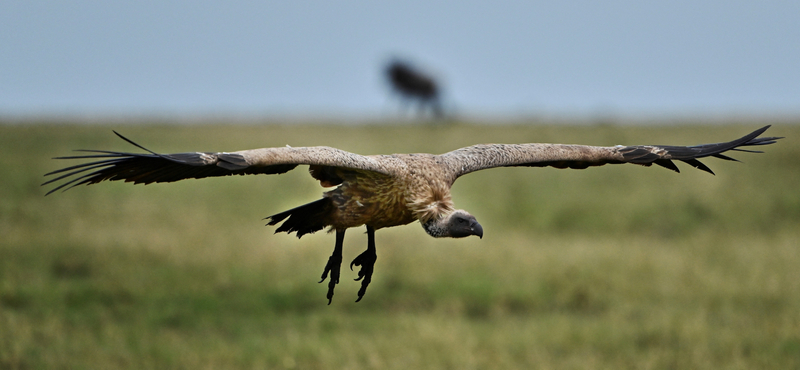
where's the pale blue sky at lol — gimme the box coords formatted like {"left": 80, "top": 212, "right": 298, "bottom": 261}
{"left": 2, "top": 0, "right": 798, "bottom": 118}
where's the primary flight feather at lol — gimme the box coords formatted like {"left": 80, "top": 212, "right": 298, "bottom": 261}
{"left": 44, "top": 126, "right": 781, "bottom": 303}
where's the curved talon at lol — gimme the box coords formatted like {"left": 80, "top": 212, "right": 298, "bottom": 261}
{"left": 319, "top": 254, "right": 342, "bottom": 283}
{"left": 350, "top": 253, "right": 373, "bottom": 279}
{"left": 350, "top": 248, "right": 376, "bottom": 302}
{"left": 325, "top": 282, "right": 335, "bottom": 305}
{"left": 318, "top": 254, "right": 342, "bottom": 305}
{"left": 355, "top": 273, "right": 372, "bottom": 302}
{"left": 320, "top": 229, "right": 345, "bottom": 305}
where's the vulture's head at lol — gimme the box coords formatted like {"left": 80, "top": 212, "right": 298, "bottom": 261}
{"left": 423, "top": 209, "right": 483, "bottom": 239}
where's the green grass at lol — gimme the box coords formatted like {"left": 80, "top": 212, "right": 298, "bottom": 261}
{"left": 1, "top": 120, "right": 799, "bottom": 369}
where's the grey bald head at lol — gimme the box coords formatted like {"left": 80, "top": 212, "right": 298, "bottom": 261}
{"left": 422, "top": 209, "right": 483, "bottom": 239}
{"left": 447, "top": 210, "right": 483, "bottom": 238}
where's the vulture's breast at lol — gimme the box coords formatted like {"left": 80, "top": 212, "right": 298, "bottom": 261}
{"left": 325, "top": 170, "right": 416, "bottom": 230}
{"left": 323, "top": 153, "right": 451, "bottom": 230}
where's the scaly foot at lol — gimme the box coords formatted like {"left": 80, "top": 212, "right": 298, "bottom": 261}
{"left": 319, "top": 229, "right": 345, "bottom": 304}
{"left": 350, "top": 248, "right": 376, "bottom": 302}
{"left": 318, "top": 253, "right": 342, "bottom": 304}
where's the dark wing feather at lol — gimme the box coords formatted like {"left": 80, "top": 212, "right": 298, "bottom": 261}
{"left": 441, "top": 126, "right": 781, "bottom": 179}
{"left": 618, "top": 125, "right": 782, "bottom": 174}
{"left": 43, "top": 131, "right": 392, "bottom": 195}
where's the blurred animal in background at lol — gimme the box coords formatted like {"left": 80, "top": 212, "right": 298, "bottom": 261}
{"left": 386, "top": 59, "right": 444, "bottom": 119}
{"left": 44, "top": 127, "right": 780, "bottom": 304}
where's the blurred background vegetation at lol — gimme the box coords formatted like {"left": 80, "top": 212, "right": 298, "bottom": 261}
{"left": 1, "top": 121, "right": 798, "bottom": 369}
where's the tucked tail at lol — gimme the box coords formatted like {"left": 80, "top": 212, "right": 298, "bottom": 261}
{"left": 265, "top": 198, "right": 335, "bottom": 238}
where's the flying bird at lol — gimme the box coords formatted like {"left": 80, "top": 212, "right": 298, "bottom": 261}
{"left": 43, "top": 126, "right": 781, "bottom": 303}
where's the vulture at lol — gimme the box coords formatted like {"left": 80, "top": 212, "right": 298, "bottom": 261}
{"left": 43, "top": 126, "right": 781, "bottom": 303}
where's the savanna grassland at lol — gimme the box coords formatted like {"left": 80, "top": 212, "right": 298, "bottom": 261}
{"left": 1, "top": 121, "right": 798, "bottom": 369}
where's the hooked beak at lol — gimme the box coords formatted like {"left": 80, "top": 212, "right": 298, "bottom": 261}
{"left": 471, "top": 221, "right": 483, "bottom": 239}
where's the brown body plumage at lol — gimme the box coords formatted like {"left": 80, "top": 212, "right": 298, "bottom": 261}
{"left": 43, "top": 126, "right": 781, "bottom": 303}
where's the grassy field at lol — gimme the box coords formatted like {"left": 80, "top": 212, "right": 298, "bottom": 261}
{"left": 1, "top": 121, "right": 798, "bottom": 369}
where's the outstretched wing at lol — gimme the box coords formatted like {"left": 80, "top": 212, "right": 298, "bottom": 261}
{"left": 43, "top": 131, "right": 393, "bottom": 195}
{"left": 440, "top": 126, "right": 781, "bottom": 179}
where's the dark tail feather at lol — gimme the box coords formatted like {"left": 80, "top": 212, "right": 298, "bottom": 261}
{"left": 265, "top": 198, "right": 334, "bottom": 238}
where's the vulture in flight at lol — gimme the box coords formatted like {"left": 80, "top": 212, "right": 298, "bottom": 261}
{"left": 43, "top": 126, "right": 780, "bottom": 303}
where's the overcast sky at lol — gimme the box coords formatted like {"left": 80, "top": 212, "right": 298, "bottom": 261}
{"left": 2, "top": 1, "right": 798, "bottom": 119}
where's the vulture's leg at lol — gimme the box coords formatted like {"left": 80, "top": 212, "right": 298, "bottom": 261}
{"left": 319, "top": 229, "right": 345, "bottom": 305}
{"left": 350, "top": 226, "right": 377, "bottom": 302}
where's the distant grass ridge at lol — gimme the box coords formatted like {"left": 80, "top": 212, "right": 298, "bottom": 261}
{"left": 1, "top": 122, "right": 798, "bottom": 369}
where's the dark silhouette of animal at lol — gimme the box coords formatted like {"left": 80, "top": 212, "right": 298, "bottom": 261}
{"left": 43, "top": 126, "right": 780, "bottom": 303}
{"left": 386, "top": 60, "right": 443, "bottom": 118}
